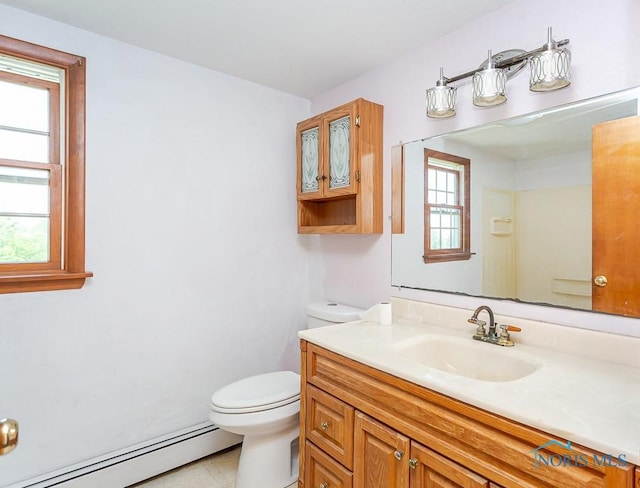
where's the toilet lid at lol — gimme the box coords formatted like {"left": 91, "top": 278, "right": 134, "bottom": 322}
{"left": 210, "top": 371, "right": 300, "bottom": 414}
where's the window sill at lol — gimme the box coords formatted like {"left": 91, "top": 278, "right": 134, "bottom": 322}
{"left": 423, "top": 252, "right": 473, "bottom": 264}
{"left": 0, "top": 271, "right": 93, "bottom": 294}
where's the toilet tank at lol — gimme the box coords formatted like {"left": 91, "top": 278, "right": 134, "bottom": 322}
{"left": 307, "top": 302, "right": 365, "bottom": 329}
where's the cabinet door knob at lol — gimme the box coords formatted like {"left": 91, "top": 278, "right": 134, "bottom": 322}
{"left": 319, "top": 482, "right": 328, "bottom": 488}
{"left": 394, "top": 450, "right": 404, "bottom": 460}
{"left": 594, "top": 275, "right": 608, "bottom": 287}
{"left": 320, "top": 421, "right": 329, "bottom": 430}
{"left": 408, "top": 458, "right": 418, "bottom": 469}
{"left": 0, "top": 418, "right": 19, "bottom": 456}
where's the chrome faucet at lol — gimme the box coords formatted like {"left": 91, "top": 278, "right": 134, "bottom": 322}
{"left": 468, "top": 305, "right": 521, "bottom": 347}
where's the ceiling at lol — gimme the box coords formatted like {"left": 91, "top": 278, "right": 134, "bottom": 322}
{"left": 442, "top": 89, "right": 640, "bottom": 160}
{"left": 0, "top": 0, "right": 518, "bottom": 98}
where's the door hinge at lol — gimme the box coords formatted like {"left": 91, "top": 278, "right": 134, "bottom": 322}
{"left": 355, "top": 115, "right": 361, "bottom": 127}
{"left": 355, "top": 170, "right": 361, "bottom": 182}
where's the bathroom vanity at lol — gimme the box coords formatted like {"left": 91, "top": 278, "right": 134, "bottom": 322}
{"left": 297, "top": 299, "right": 640, "bottom": 488}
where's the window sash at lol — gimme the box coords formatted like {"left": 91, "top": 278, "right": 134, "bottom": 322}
{"left": 427, "top": 204, "right": 463, "bottom": 252}
{"left": 0, "top": 160, "right": 61, "bottom": 271}
{"left": 427, "top": 165, "right": 460, "bottom": 206}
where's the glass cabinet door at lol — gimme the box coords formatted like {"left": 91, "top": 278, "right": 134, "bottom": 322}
{"left": 324, "top": 104, "right": 358, "bottom": 197}
{"left": 297, "top": 116, "right": 323, "bottom": 200}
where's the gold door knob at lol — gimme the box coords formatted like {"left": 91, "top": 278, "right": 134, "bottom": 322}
{"left": 319, "top": 482, "right": 328, "bottom": 488}
{"left": 594, "top": 275, "right": 608, "bottom": 287}
{"left": 408, "top": 458, "right": 418, "bottom": 469}
{"left": 320, "top": 421, "right": 329, "bottom": 430}
{"left": 0, "top": 418, "right": 18, "bottom": 456}
{"left": 394, "top": 450, "right": 404, "bottom": 460}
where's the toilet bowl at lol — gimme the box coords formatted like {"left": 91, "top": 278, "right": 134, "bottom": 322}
{"left": 209, "top": 302, "right": 365, "bottom": 488}
{"left": 210, "top": 371, "right": 300, "bottom": 488}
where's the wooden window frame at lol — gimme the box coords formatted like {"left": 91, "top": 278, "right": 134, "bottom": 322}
{"left": 423, "top": 148, "right": 471, "bottom": 264}
{"left": 0, "top": 35, "right": 92, "bottom": 293}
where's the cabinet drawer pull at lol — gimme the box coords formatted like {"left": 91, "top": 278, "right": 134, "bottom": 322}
{"left": 319, "top": 482, "right": 328, "bottom": 488}
{"left": 394, "top": 450, "right": 404, "bottom": 460}
{"left": 408, "top": 458, "right": 418, "bottom": 469}
{"left": 320, "top": 421, "right": 329, "bottom": 430}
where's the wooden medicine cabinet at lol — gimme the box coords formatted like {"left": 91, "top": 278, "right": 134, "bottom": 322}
{"left": 296, "top": 98, "right": 383, "bottom": 234}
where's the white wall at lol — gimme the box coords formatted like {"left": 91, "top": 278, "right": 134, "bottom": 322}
{"left": 515, "top": 150, "right": 592, "bottom": 191}
{"left": 0, "top": 5, "right": 310, "bottom": 486}
{"left": 307, "top": 0, "right": 640, "bottom": 336}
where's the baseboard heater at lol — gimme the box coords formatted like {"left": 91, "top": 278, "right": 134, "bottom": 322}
{"left": 8, "top": 422, "right": 242, "bottom": 488}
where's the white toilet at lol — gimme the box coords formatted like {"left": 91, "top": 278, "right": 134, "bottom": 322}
{"left": 209, "top": 302, "right": 364, "bottom": 488}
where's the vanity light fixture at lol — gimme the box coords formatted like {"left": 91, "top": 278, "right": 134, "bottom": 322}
{"left": 426, "top": 27, "right": 571, "bottom": 119}
{"left": 426, "top": 67, "right": 457, "bottom": 118}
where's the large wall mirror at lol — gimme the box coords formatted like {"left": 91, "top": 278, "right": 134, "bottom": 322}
{"left": 392, "top": 86, "right": 640, "bottom": 318}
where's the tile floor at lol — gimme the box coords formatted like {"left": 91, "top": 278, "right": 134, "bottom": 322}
{"left": 129, "top": 445, "right": 297, "bottom": 488}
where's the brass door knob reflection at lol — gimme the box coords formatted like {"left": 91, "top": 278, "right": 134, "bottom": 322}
{"left": 0, "top": 418, "right": 18, "bottom": 456}
{"left": 594, "top": 275, "right": 608, "bottom": 287}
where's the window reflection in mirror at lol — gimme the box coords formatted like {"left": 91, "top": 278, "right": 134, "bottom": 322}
{"left": 424, "top": 150, "right": 471, "bottom": 263}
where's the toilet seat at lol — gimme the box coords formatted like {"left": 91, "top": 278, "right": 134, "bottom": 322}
{"left": 210, "top": 371, "right": 300, "bottom": 414}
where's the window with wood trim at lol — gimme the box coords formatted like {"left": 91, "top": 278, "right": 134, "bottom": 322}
{"left": 0, "top": 35, "right": 91, "bottom": 293}
{"left": 423, "top": 149, "right": 471, "bottom": 263}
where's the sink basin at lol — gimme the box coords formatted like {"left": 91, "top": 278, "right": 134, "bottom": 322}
{"left": 393, "top": 335, "right": 540, "bottom": 382}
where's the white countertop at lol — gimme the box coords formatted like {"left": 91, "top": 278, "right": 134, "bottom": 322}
{"left": 299, "top": 317, "right": 640, "bottom": 465}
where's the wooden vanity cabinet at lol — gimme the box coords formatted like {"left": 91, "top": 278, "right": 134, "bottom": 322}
{"left": 298, "top": 340, "right": 636, "bottom": 488}
{"left": 296, "top": 98, "right": 383, "bottom": 234}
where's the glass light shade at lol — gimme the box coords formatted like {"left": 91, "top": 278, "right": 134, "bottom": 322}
{"left": 426, "top": 85, "right": 456, "bottom": 118}
{"left": 529, "top": 47, "right": 571, "bottom": 91}
{"left": 472, "top": 68, "right": 507, "bottom": 107}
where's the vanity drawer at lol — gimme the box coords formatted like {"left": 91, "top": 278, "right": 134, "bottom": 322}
{"left": 306, "top": 384, "right": 355, "bottom": 469}
{"left": 305, "top": 440, "right": 353, "bottom": 488}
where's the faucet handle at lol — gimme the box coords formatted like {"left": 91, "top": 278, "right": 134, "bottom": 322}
{"left": 499, "top": 325, "right": 521, "bottom": 333}
{"left": 498, "top": 324, "right": 521, "bottom": 345}
{"left": 468, "top": 318, "right": 486, "bottom": 336}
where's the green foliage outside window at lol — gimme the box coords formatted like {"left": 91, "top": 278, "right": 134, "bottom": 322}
{"left": 0, "top": 217, "right": 48, "bottom": 263}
